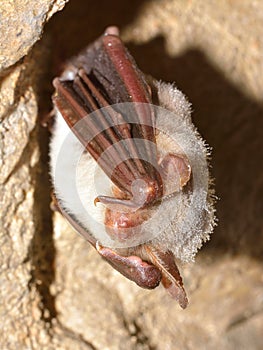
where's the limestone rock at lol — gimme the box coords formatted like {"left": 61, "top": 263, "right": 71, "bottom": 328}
{"left": 0, "top": 0, "right": 68, "bottom": 71}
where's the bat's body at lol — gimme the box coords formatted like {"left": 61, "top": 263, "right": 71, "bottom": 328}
{"left": 50, "top": 27, "right": 215, "bottom": 308}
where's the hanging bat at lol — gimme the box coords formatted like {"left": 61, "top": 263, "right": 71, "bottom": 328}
{"left": 49, "top": 26, "right": 215, "bottom": 309}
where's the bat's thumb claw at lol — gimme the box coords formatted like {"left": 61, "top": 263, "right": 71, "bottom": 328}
{"left": 94, "top": 197, "right": 100, "bottom": 206}
{"left": 95, "top": 241, "right": 102, "bottom": 251}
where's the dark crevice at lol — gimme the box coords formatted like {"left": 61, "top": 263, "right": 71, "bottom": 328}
{"left": 29, "top": 39, "right": 58, "bottom": 326}
{"left": 30, "top": 123, "right": 57, "bottom": 324}
{"left": 122, "top": 316, "right": 156, "bottom": 350}
{"left": 56, "top": 321, "right": 98, "bottom": 350}
{"left": 131, "top": 320, "right": 157, "bottom": 350}
{"left": 226, "top": 308, "right": 263, "bottom": 332}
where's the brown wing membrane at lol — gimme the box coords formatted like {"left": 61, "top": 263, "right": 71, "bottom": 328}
{"left": 144, "top": 245, "right": 188, "bottom": 309}
{"left": 52, "top": 27, "right": 163, "bottom": 204}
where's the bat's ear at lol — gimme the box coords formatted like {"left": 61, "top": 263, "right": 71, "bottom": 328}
{"left": 96, "top": 243, "right": 162, "bottom": 289}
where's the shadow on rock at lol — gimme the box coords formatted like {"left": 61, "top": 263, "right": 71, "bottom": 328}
{"left": 129, "top": 37, "right": 263, "bottom": 260}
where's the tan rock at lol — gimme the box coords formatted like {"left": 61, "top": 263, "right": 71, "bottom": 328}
{"left": 0, "top": 50, "right": 49, "bottom": 349}
{"left": 0, "top": 0, "right": 68, "bottom": 71}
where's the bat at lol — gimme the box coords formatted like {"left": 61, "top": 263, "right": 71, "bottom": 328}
{"left": 49, "top": 26, "right": 215, "bottom": 309}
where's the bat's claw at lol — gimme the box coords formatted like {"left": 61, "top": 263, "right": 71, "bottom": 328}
{"left": 94, "top": 195, "right": 140, "bottom": 211}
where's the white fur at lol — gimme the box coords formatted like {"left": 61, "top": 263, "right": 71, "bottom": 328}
{"left": 50, "top": 82, "right": 215, "bottom": 262}
{"left": 50, "top": 109, "right": 113, "bottom": 245}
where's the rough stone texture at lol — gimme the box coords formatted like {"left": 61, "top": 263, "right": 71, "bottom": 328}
{"left": 0, "top": 0, "right": 68, "bottom": 71}
{"left": 52, "top": 218, "right": 263, "bottom": 350}
{"left": 1, "top": 0, "right": 263, "bottom": 349}
{"left": 0, "top": 1, "right": 75, "bottom": 349}
{"left": 0, "top": 49, "right": 50, "bottom": 349}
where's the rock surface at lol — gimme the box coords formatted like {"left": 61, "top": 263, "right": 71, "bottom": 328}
{"left": 1, "top": 0, "right": 263, "bottom": 349}
{"left": 0, "top": 0, "right": 68, "bottom": 71}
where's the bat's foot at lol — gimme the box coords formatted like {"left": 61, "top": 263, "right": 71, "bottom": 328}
{"left": 95, "top": 242, "right": 162, "bottom": 289}
{"left": 50, "top": 191, "right": 61, "bottom": 213}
